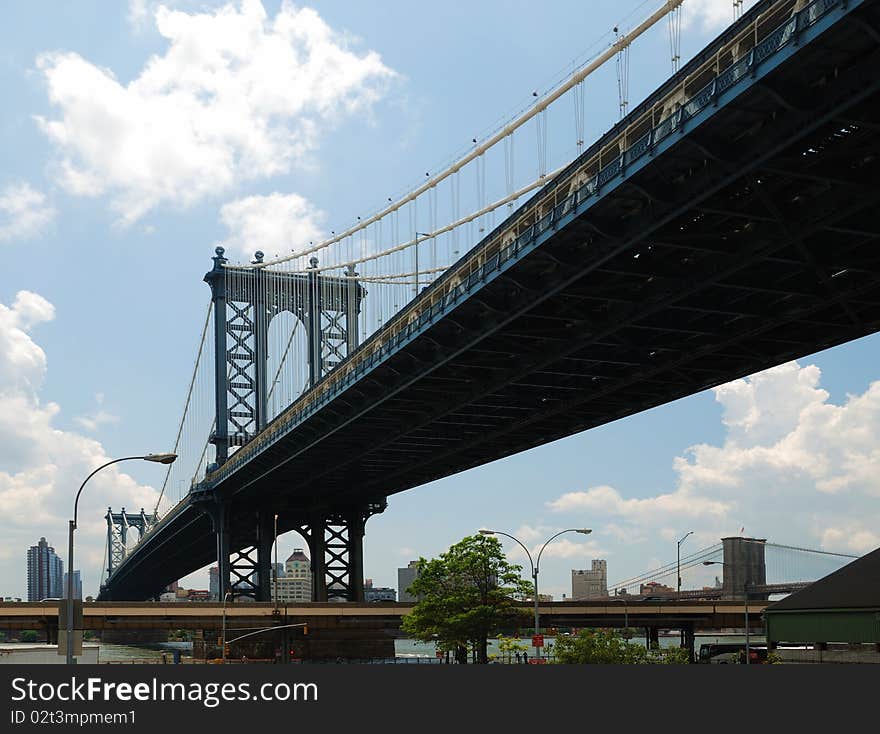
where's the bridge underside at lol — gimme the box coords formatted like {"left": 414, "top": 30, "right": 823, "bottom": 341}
{"left": 104, "top": 0, "right": 880, "bottom": 600}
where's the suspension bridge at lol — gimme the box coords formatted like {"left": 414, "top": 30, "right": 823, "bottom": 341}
{"left": 607, "top": 536, "right": 860, "bottom": 599}
{"left": 98, "top": 0, "right": 880, "bottom": 602}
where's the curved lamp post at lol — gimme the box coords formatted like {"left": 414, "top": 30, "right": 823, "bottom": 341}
{"left": 67, "top": 453, "right": 177, "bottom": 664}
{"left": 221, "top": 591, "right": 233, "bottom": 663}
{"left": 479, "top": 527, "right": 591, "bottom": 660}
{"left": 676, "top": 531, "right": 693, "bottom": 599}
{"left": 703, "top": 560, "right": 753, "bottom": 664}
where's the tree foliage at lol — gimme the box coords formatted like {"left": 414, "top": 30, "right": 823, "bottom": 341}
{"left": 494, "top": 634, "right": 529, "bottom": 664}
{"left": 551, "top": 629, "right": 690, "bottom": 664}
{"left": 401, "top": 534, "right": 532, "bottom": 664}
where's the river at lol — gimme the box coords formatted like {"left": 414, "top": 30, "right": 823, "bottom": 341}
{"left": 91, "top": 634, "right": 765, "bottom": 663}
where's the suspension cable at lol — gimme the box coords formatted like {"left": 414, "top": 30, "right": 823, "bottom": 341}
{"left": 243, "top": 0, "right": 684, "bottom": 269}
{"left": 153, "top": 301, "right": 212, "bottom": 517}
{"left": 765, "top": 542, "right": 859, "bottom": 559}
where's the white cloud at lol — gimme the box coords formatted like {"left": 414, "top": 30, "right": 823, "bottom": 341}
{"left": 548, "top": 361, "right": 880, "bottom": 562}
{"left": 75, "top": 393, "right": 120, "bottom": 433}
{"left": 36, "top": 0, "right": 396, "bottom": 225}
{"left": 218, "top": 192, "right": 324, "bottom": 260}
{"left": 0, "top": 292, "right": 159, "bottom": 598}
{"left": 682, "top": 0, "right": 759, "bottom": 32}
{"left": 0, "top": 291, "right": 55, "bottom": 393}
{"left": 0, "top": 183, "right": 56, "bottom": 244}
{"left": 75, "top": 411, "right": 120, "bottom": 433}
{"left": 548, "top": 484, "right": 729, "bottom": 521}
{"left": 821, "top": 525, "right": 880, "bottom": 555}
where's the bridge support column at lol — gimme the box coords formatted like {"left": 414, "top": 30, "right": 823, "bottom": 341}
{"left": 206, "top": 500, "right": 231, "bottom": 601}
{"left": 204, "top": 247, "right": 230, "bottom": 467}
{"left": 256, "top": 510, "right": 274, "bottom": 602}
{"left": 299, "top": 501, "right": 386, "bottom": 602}
{"left": 681, "top": 623, "right": 695, "bottom": 663}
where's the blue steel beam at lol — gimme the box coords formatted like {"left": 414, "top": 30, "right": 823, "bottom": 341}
{"left": 101, "top": 0, "right": 880, "bottom": 600}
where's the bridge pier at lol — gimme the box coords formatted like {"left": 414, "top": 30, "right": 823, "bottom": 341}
{"left": 297, "top": 501, "right": 385, "bottom": 602}
{"left": 255, "top": 510, "right": 274, "bottom": 602}
{"left": 681, "top": 623, "right": 695, "bottom": 663}
{"left": 205, "top": 500, "right": 232, "bottom": 601}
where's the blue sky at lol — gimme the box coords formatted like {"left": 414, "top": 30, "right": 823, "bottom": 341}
{"left": 1, "top": 0, "right": 877, "bottom": 601}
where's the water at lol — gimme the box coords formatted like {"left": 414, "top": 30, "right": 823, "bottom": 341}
{"left": 98, "top": 641, "right": 193, "bottom": 663}
{"left": 394, "top": 633, "right": 766, "bottom": 662}
{"left": 93, "top": 634, "right": 763, "bottom": 663}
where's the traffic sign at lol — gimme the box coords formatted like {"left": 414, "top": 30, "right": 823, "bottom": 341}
{"left": 532, "top": 634, "right": 544, "bottom": 648}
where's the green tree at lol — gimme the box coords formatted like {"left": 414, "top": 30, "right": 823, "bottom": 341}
{"left": 552, "top": 629, "right": 690, "bottom": 664}
{"left": 496, "top": 634, "right": 528, "bottom": 664}
{"left": 401, "top": 534, "right": 532, "bottom": 664}
{"left": 20, "top": 630, "right": 39, "bottom": 643}
{"left": 645, "top": 645, "right": 691, "bottom": 664}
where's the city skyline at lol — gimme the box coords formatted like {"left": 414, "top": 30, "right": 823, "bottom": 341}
{"left": 2, "top": 0, "right": 879, "bottom": 603}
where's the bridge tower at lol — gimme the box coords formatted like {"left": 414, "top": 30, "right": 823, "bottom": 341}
{"left": 105, "top": 507, "right": 155, "bottom": 578}
{"left": 202, "top": 247, "right": 373, "bottom": 602}
{"left": 721, "top": 537, "right": 767, "bottom": 600}
{"left": 204, "top": 247, "right": 364, "bottom": 466}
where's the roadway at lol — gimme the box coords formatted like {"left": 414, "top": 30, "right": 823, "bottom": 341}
{"left": 103, "top": 0, "right": 880, "bottom": 600}
{"left": 0, "top": 600, "right": 768, "bottom": 634}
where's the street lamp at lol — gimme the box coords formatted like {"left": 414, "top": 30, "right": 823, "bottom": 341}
{"left": 221, "top": 591, "right": 233, "bottom": 663}
{"left": 67, "top": 453, "right": 177, "bottom": 665}
{"left": 677, "top": 531, "right": 693, "bottom": 599}
{"left": 273, "top": 514, "right": 279, "bottom": 612}
{"left": 703, "top": 560, "right": 753, "bottom": 665}
{"left": 479, "top": 527, "right": 592, "bottom": 661}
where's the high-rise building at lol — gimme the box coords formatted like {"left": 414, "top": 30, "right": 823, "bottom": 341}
{"left": 571, "top": 559, "right": 608, "bottom": 600}
{"left": 27, "top": 537, "right": 64, "bottom": 601}
{"left": 208, "top": 566, "right": 219, "bottom": 601}
{"left": 398, "top": 560, "right": 420, "bottom": 602}
{"left": 62, "top": 571, "right": 82, "bottom": 600}
{"left": 272, "top": 549, "right": 312, "bottom": 603}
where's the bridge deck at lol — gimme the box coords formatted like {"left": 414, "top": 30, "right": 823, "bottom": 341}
{"left": 104, "top": 0, "right": 880, "bottom": 599}
{"left": 0, "top": 600, "right": 768, "bottom": 632}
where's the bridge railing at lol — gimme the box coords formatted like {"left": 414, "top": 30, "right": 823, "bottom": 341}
{"left": 197, "top": 0, "right": 841, "bottom": 489}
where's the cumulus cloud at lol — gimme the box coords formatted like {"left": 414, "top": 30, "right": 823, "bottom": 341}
{"left": 549, "top": 484, "right": 729, "bottom": 521}
{"left": 0, "top": 292, "right": 159, "bottom": 598}
{"left": 548, "top": 361, "right": 880, "bottom": 562}
{"left": 35, "top": 0, "right": 396, "bottom": 225}
{"left": 218, "top": 192, "right": 324, "bottom": 260}
{"left": 682, "top": 0, "right": 759, "bottom": 32}
{"left": 0, "top": 183, "right": 56, "bottom": 244}
{"left": 0, "top": 291, "right": 55, "bottom": 393}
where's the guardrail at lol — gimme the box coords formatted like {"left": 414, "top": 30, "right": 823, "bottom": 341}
{"left": 106, "top": 1, "right": 848, "bottom": 575}
{"left": 197, "top": 0, "right": 842, "bottom": 493}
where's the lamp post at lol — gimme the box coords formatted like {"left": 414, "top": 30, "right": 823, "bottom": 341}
{"left": 221, "top": 591, "right": 233, "bottom": 663}
{"left": 67, "top": 453, "right": 176, "bottom": 665}
{"left": 273, "top": 514, "right": 279, "bottom": 612}
{"left": 676, "top": 531, "right": 693, "bottom": 599}
{"left": 479, "top": 527, "right": 591, "bottom": 661}
{"left": 703, "top": 560, "right": 752, "bottom": 664}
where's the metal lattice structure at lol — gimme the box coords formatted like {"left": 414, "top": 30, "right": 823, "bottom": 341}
{"left": 105, "top": 508, "right": 155, "bottom": 578}
{"left": 100, "top": 0, "right": 880, "bottom": 602}
{"left": 204, "top": 250, "right": 365, "bottom": 467}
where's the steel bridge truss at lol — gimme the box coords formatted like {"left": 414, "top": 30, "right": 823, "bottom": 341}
{"left": 99, "top": 0, "right": 880, "bottom": 603}
{"left": 202, "top": 498, "right": 386, "bottom": 602}
{"left": 105, "top": 508, "right": 156, "bottom": 578}
{"left": 204, "top": 250, "right": 365, "bottom": 467}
